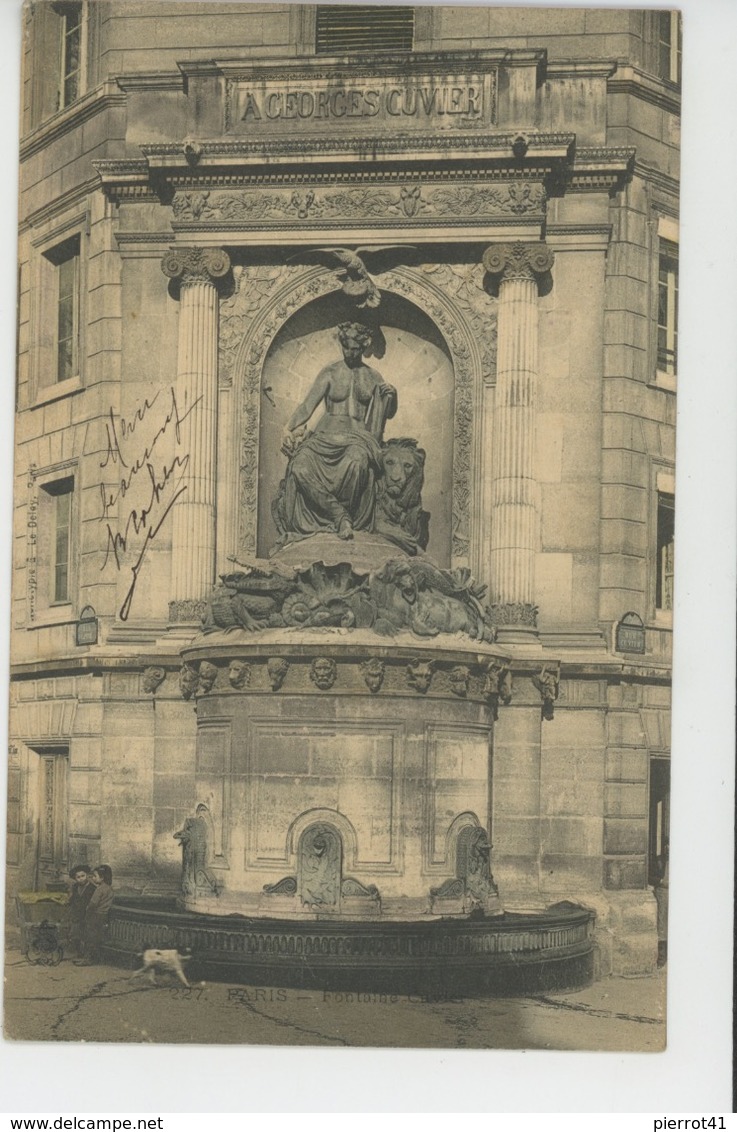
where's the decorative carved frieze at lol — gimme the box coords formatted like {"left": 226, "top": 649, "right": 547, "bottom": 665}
{"left": 171, "top": 181, "right": 545, "bottom": 226}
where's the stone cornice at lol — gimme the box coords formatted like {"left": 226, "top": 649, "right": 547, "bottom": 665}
{"left": 634, "top": 160, "right": 679, "bottom": 202}
{"left": 93, "top": 136, "right": 635, "bottom": 207}
{"left": 116, "top": 72, "right": 186, "bottom": 93}
{"left": 141, "top": 131, "right": 576, "bottom": 171}
{"left": 608, "top": 64, "right": 681, "bottom": 117}
{"left": 180, "top": 47, "right": 547, "bottom": 83}
{"left": 19, "top": 176, "right": 99, "bottom": 235}
{"left": 19, "top": 81, "right": 127, "bottom": 163}
{"left": 546, "top": 60, "right": 617, "bottom": 79}
{"left": 566, "top": 146, "right": 635, "bottom": 193}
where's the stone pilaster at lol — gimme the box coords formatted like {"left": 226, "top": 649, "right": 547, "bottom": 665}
{"left": 482, "top": 241, "right": 554, "bottom": 636}
{"left": 161, "top": 247, "right": 231, "bottom": 612}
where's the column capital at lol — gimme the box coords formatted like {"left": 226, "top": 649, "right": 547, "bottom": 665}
{"left": 482, "top": 241, "right": 554, "bottom": 283}
{"left": 161, "top": 246, "right": 231, "bottom": 290}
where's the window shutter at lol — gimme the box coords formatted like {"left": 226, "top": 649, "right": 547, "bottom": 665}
{"left": 316, "top": 6, "right": 415, "bottom": 54}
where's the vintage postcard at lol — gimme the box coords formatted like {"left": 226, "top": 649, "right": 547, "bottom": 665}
{"left": 4, "top": 0, "right": 681, "bottom": 1055}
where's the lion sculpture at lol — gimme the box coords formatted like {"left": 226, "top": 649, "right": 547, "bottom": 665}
{"left": 374, "top": 437, "right": 430, "bottom": 555}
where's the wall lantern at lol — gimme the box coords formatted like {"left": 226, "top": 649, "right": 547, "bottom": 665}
{"left": 75, "top": 605, "right": 99, "bottom": 647}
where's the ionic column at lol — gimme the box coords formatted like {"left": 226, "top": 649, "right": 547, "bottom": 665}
{"left": 482, "top": 241, "right": 554, "bottom": 632}
{"left": 161, "top": 247, "right": 231, "bottom": 610}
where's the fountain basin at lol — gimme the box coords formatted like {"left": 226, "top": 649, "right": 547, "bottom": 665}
{"left": 105, "top": 899, "right": 595, "bottom": 995}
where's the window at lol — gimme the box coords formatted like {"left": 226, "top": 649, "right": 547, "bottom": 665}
{"left": 43, "top": 235, "right": 80, "bottom": 385}
{"left": 42, "top": 476, "right": 74, "bottom": 605}
{"left": 656, "top": 10, "right": 682, "bottom": 86}
{"left": 657, "top": 239, "right": 678, "bottom": 378}
{"left": 655, "top": 491, "right": 675, "bottom": 613}
{"left": 59, "top": 2, "right": 83, "bottom": 108}
{"left": 27, "top": 468, "right": 77, "bottom": 624}
{"left": 316, "top": 5, "right": 415, "bottom": 53}
{"left": 28, "top": 1, "right": 88, "bottom": 127}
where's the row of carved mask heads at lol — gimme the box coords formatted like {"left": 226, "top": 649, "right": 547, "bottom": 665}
{"left": 144, "top": 659, "right": 559, "bottom": 719}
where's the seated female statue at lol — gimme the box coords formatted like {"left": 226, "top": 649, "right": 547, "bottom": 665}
{"left": 274, "top": 321, "right": 397, "bottom": 543}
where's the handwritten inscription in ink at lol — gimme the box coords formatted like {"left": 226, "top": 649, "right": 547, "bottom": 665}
{"left": 98, "top": 388, "right": 201, "bottom": 621}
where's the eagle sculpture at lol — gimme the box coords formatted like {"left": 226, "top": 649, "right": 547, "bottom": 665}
{"left": 290, "top": 245, "right": 417, "bottom": 307}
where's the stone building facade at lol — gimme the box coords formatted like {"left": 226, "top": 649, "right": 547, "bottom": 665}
{"left": 8, "top": 3, "right": 678, "bottom": 976}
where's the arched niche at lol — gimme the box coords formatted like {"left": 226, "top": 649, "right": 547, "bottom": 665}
{"left": 256, "top": 291, "right": 455, "bottom": 566}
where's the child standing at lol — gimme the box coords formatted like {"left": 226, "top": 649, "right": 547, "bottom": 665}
{"left": 74, "top": 865, "right": 114, "bottom": 966}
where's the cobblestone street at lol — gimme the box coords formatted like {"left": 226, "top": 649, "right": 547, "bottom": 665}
{"left": 3, "top": 950, "right": 666, "bottom": 1051}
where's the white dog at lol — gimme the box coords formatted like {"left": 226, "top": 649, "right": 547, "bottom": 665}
{"left": 129, "top": 947, "right": 192, "bottom": 988}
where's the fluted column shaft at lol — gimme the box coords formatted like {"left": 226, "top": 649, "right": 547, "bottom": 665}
{"left": 161, "top": 247, "right": 230, "bottom": 606}
{"left": 483, "top": 242, "right": 554, "bottom": 619}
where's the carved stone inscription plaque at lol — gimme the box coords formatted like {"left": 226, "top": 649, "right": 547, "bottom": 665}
{"left": 228, "top": 71, "right": 494, "bottom": 133}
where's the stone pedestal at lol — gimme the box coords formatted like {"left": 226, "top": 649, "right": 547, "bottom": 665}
{"left": 482, "top": 242, "right": 554, "bottom": 640}
{"left": 161, "top": 247, "right": 231, "bottom": 611}
{"left": 178, "top": 638, "right": 503, "bottom": 919}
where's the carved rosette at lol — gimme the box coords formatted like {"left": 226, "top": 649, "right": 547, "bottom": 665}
{"left": 161, "top": 247, "right": 232, "bottom": 291}
{"left": 482, "top": 241, "right": 554, "bottom": 286}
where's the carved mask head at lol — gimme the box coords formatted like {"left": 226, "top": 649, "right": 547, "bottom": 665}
{"left": 142, "top": 666, "right": 166, "bottom": 694}
{"left": 361, "top": 658, "right": 385, "bottom": 694}
{"left": 267, "top": 657, "right": 289, "bottom": 691}
{"left": 407, "top": 660, "right": 435, "bottom": 694}
{"left": 228, "top": 660, "right": 251, "bottom": 689}
{"left": 449, "top": 665, "right": 471, "bottom": 697}
{"left": 310, "top": 657, "right": 337, "bottom": 691}
{"left": 198, "top": 661, "right": 219, "bottom": 693}
{"left": 179, "top": 664, "right": 199, "bottom": 700}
